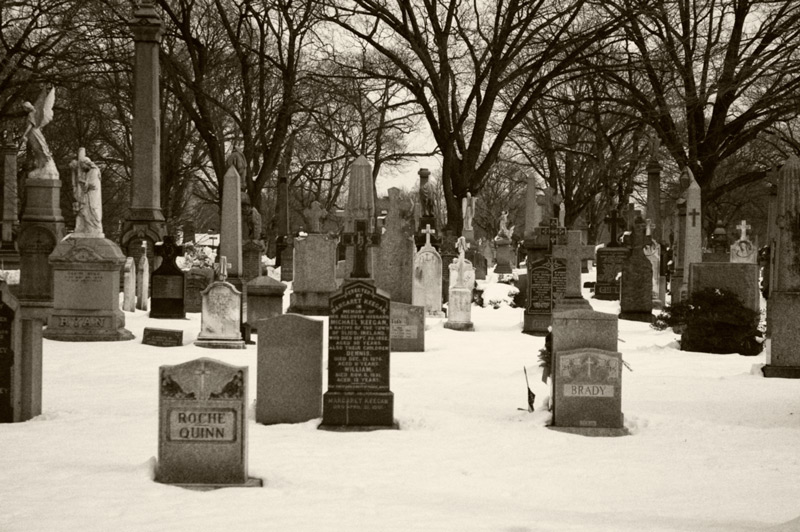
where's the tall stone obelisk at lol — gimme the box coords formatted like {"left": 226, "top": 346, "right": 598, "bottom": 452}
{"left": 120, "top": 0, "right": 166, "bottom": 268}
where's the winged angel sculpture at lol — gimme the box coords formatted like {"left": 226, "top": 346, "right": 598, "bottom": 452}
{"left": 20, "top": 87, "right": 59, "bottom": 180}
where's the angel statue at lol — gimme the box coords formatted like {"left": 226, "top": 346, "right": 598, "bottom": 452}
{"left": 20, "top": 87, "right": 59, "bottom": 180}
{"left": 70, "top": 148, "right": 103, "bottom": 237}
{"left": 496, "top": 210, "right": 515, "bottom": 240}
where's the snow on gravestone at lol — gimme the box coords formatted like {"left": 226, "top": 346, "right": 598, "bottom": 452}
{"left": 321, "top": 280, "right": 397, "bottom": 429}
{"left": 157, "top": 358, "right": 261, "bottom": 488}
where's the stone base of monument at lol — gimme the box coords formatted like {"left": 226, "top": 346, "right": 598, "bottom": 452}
{"left": 157, "top": 477, "right": 264, "bottom": 491}
{"left": 618, "top": 311, "right": 654, "bottom": 323}
{"left": 319, "top": 391, "right": 398, "bottom": 430}
{"left": 444, "top": 288, "right": 474, "bottom": 331}
{"left": 762, "top": 365, "right": 800, "bottom": 378}
{"left": 522, "top": 313, "right": 550, "bottom": 336}
{"left": 0, "top": 243, "right": 20, "bottom": 269}
{"left": 548, "top": 425, "right": 629, "bottom": 437}
{"left": 553, "top": 297, "right": 592, "bottom": 313}
{"left": 287, "top": 291, "right": 334, "bottom": 316}
{"left": 195, "top": 338, "right": 246, "bottom": 349}
{"left": 762, "top": 291, "right": 800, "bottom": 378}
{"left": 43, "top": 236, "right": 134, "bottom": 342}
{"left": 494, "top": 239, "right": 514, "bottom": 274}
{"left": 444, "top": 321, "right": 474, "bottom": 332}
{"left": 246, "top": 276, "right": 286, "bottom": 330}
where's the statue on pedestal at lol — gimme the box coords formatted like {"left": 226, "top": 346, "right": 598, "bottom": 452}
{"left": 70, "top": 148, "right": 103, "bottom": 237}
{"left": 20, "top": 87, "right": 59, "bottom": 180}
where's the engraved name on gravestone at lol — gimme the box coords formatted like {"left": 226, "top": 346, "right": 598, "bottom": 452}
{"left": 157, "top": 358, "right": 260, "bottom": 487}
{"left": 556, "top": 347, "right": 623, "bottom": 428}
{"left": 321, "top": 281, "right": 396, "bottom": 428}
{"left": 594, "top": 248, "right": 629, "bottom": 300}
{"left": 142, "top": 327, "right": 183, "bottom": 347}
{"left": 525, "top": 257, "right": 566, "bottom": 334}
{"left": 390, "top": 301, "right": 425, "bottom": 352}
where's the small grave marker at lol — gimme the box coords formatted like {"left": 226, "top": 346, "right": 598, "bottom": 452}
{"left": 143, "top": 327, "right": 183, "bottom": 347}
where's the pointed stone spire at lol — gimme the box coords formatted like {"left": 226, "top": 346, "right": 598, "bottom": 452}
{"left": 682, "top": 167, "right": 702, "bottom": 290}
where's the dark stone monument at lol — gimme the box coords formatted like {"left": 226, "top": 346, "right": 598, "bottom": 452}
{"left": 594, "top": 210, "right": 628, "bottom": 301}
{"left": 156, "top": 357, "right": 261, "bottom": 488}
{"left": 619, "top": 217, "right": 654, "bottom": 322}
{"left": 524, "top": 257, "right": 566, "bottom": 336}
{"left": 246, "top": 275, "right": 286, "bottom": 331}
{"left": 184, "top": 267, "right": 214, "bottom": 313}
{"left": 242, "top": 240, "right": 263, "bottom": 282}
{"left": 150, "top": 236, "right": 186, "bottom": 319}
{"left": 320, "top": 281, "right": 397, "bottom": 430}
{"left": 0, "top": 281, "right": 20, "bottom": 423}
{"left": 142, "top": 327, "right": 183, "bottom": 347}
{"left": 390, "top": 301, "right": 425, "bottom": 352}
{"left": 439, "top": 231, "right": 458, "bottom": 303}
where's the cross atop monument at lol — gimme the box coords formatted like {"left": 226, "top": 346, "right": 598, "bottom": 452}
{"left": 155, "top": 235, "right": 183, "bottom": 264}
{"left": 421, "top": 224, "right": 435, "bottom": 248}
{"left": 539, "top": 217, "right": 566, "bottom": 251}
{"left": 537, "top": 187, "right": 563, "bottom": 222}
{"left": 341, "top": 219, "right": 381, "bottom": 279}
{"left": 737, "top": 219, "right": 751, "bottom": 241}
{"left": 553, "top": 230, "right": 595, "bottom": 298}
{"left": 303, "top": 201, "right": 327, "bottom": 233}
{"left": 603, "top": 210, "right": 625, "bottom": 247}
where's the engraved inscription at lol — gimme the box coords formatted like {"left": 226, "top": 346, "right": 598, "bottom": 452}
{"left": 168, "top": 408, "right": 236, "bottom": 442}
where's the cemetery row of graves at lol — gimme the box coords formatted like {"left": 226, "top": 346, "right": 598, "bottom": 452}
{"left": 2, "top": 0, "right": 799, "bottom": 492}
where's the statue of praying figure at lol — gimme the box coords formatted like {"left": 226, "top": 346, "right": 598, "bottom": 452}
{"left": 70, "top": 148, "right": 103, "bottom": 237}
{"left": 20, "top": 86, "right": 59, "bottom": 180}
{"left": 462, "top": 192, "right": 475, "bottom": 231}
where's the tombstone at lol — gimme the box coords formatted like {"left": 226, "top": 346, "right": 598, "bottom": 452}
{"left": 375, "top": 188, "right": 415, "bottom": 304}
{"left": 594, "top": 211, "right": 628, "bottom": 300}
{"left": 142, "top": 327, "right": 183, "bottom": 347}
{"left": 439, "top": 231, "right": 459, "bottom": 302}
{"left": 120, "top": 1, "right": 167, "bottom": 261}
{"left": 43, "top": 236, "right": 134, "bottom": 342}
{"left": 343, "top": 156, "right": 381, "bottom": 278}
{"left": 552, "top": 230, "right": 593, "bottom": 312}
{"left": 688, "top": 263, "right": 760, "bottom": 313}
{"left": 619, "top": 217, "right": 654, "bottom": 322}
{"left": 184, "top": 267, "right": 214, "bottom": 313}
{"left": 241, "top": 240, "right": 263, "bottom": 282}
{"left": 390, "top": 302, "right": 425, "bottom": 352}
{"left": 551, "top": 310, "right": 626, "bottom": 436}
{"left": 524, "top": 175, "right": 541, "bottom": 238}
{"left": 288, "top": 233, "right": 339, "bottom": 315}
{"left": 467, "top": 247, "right": 487, "bottom": 280}
{"left": 642, "top": 219, "right": 662, "bottom": 309}
{"left": 412, "top": 225, "right": 444, "bottom": 317}
{"left": 136, "top": 241, "right": 150, "bottom": 311}
{"left": 256, "top": 314, "right": 323, "bottom": 424}
{"left": 0, "top": 136, "right": 20, "bottom": 268}
{"left": 681, "top": 168, "right": 703, "bottom": 301}
{"left": 195, "top": 258, "right": 245, "bottom": 349}
{"left": 445, "top": 237, "right": 475, "bottom": 331}
{"left": 219, "top": 154, "right": 244, "bottom": 279}
{"left": 122, "top": 257, "right": 136, "bottom": 312}
{"left": 415, "top": 168, "right": 439, "bottom": 249}
{"left": 156, "top": 358, "right": 260, "bottom": 488}
{"left": 246, "top": 275, "right": 286, "bottom": 331}
{"left": 0, "top": 281, "right": 21, "bottom": 422}
{"left": 523, "top": 257, "right": 566, "bottom": 336}
{"left": 493, "top": 211, "right": 515, "bottom": 275}
{"left": 150, "top": 236, "right": 185, "bottom": 319}
{"left": 320, "top": 281, "right": 397, "bottom": 429}
{"left": 703, "top": 220, "right": 730, "bottom": 263}
{"left": 730, "top": 220, "right": 757, "bottom": 264}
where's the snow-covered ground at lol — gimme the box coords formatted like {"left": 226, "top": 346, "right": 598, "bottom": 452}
{"left": 1, "top": 273, "right": 799, "bottom": 532}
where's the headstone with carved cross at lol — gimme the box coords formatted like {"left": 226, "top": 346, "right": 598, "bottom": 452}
{"left": 195, "top": 257, "right": 245, "bottom": 349}
{"left": 343, "top": 156, "right": 381, "bottom": 280}
{"left": 157, "top": 357, "right": 261, "bottom": 487}
{"left": 681, "top": 168, "right": 703, "bottom": 301}
{"left": 375, "top": 187, "right": 415, "bottom": 303}
{"left": 594, "top": 211, "right": 630, "bottom": 301}
{"left": 445, "top": 237, "right": 475, "bottom": 331}
{"left": 552, "top": 230, "right": 594, "bottom": 312}
{"left": 619, "top": 216, "right": 654, "bottom": 322}
{"left": 150, "top": 235, "right": 186, "bottom": 319}
{"left": 551, "top": 309, "right": 626, "bottom": 436}
{"left": 412, "top": 225, "right": 444, "bottom": 317}
{"left": 730, "top": 219, "right": 756, "bottom": 264}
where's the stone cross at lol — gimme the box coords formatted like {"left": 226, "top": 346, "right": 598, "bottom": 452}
{"left": 737, "top": 220, "right": 751, "bottom": 241}
{"left": 539, "top": 217, "right": 566, "bottom": 251}
{"left": 303, "top": 201, "right": 327, "bottom": 233}
{"left": 155, "top": 235, "right": 183, "bottom": 264}
{"left": 537, "top": 187, "right": 563, "bottom": 221}
{"left": 454, "top": 236, "right": 469, "bottom": 286}
{"left": 341, "top": 219, "right": 381, "bottom": 278}
{"left": 603, "top": 210, "right": 624, "bottom": 247}
{"left": 553, "top": 230, "right": 595, "bottom": 298}
{"left": 421, "top": 224, "right": 435, "bottom": 248}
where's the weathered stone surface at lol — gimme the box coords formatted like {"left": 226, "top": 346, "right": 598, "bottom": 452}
{"left": 412, "top": 226, "right": 443, "bottom": 317}
{"left": 551, "top": 310, "right": 624, "bottom": 434}
{"left": 43, "top": 236, "right": 133, "bottom": 342}
{"left": 195, "top": 281, "right": 245, "bottom": 349}
{"left": 184, "top": 267, "right": 214, "bottom": 313}
{"left": 594, "top": 247, "right": 628, "bottom": 300}
{"left": 242, "top": 240, "right": 263, "bottom": 281}
{"left": 157, "top": 358, "right": 259, "bottom": 487}
{"left": 688, "top": 263, "right": 760, "bottom": 313}
{"left": 136, "top": 243, "right": 149, "bottom": 311}
{"left": 150, "top": 236, "right": 185, "bottom": 319}
{"left": 288, "top": 234, "right": 338, "bottom": 315}
{"left": 390, "top": 302, "right": 425, "bottom": 352}
{"left": 256, "top": 314, "right": 323, "bottom": 424}
{"left": 620, "top": 219, "right": 653, "bottom": 322}
{"left": 142, "top": 327, "right": 183, "bottom": 347}
{"left": 321, "top": 281, "right": 396, "bottom": 429}
{"left": 247, "top": 275, "right": 286, "bottom": 330}
{"left": 0, "top": 281, "right": 21, "bottom": 422}
{"left": 522, "top": 257, "right": 566, "bottom": 336}
{"left": 122, "top": 257, "right": 136, "bottom": 312}
{"left": 376, "top": 188, "right": 415, "bottom": 304}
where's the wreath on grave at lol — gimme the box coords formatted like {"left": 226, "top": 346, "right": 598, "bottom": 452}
{"left": 652, "top": 288, "right": 762, "bottom": 356}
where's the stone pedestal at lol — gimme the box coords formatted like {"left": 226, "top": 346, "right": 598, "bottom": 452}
{"left": 493, "top": 237, "right": 514, "bottom": 275}
{"left": 287, "top": 234, "right": 337, "bottom": 315}
{"left": 43, "top": 237, "right": 134, "bottom": 342}
{"left": 247, "top": 276, "right": 286, "bottom": 331}
{"left": 19, "top": 303, "right": 45, "bottom": 421}
{"left": 444, "top": 287, "right": 474, "bottom": 331}
{"left": 764, "top": 291, "right": 800, "bottom": 378}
